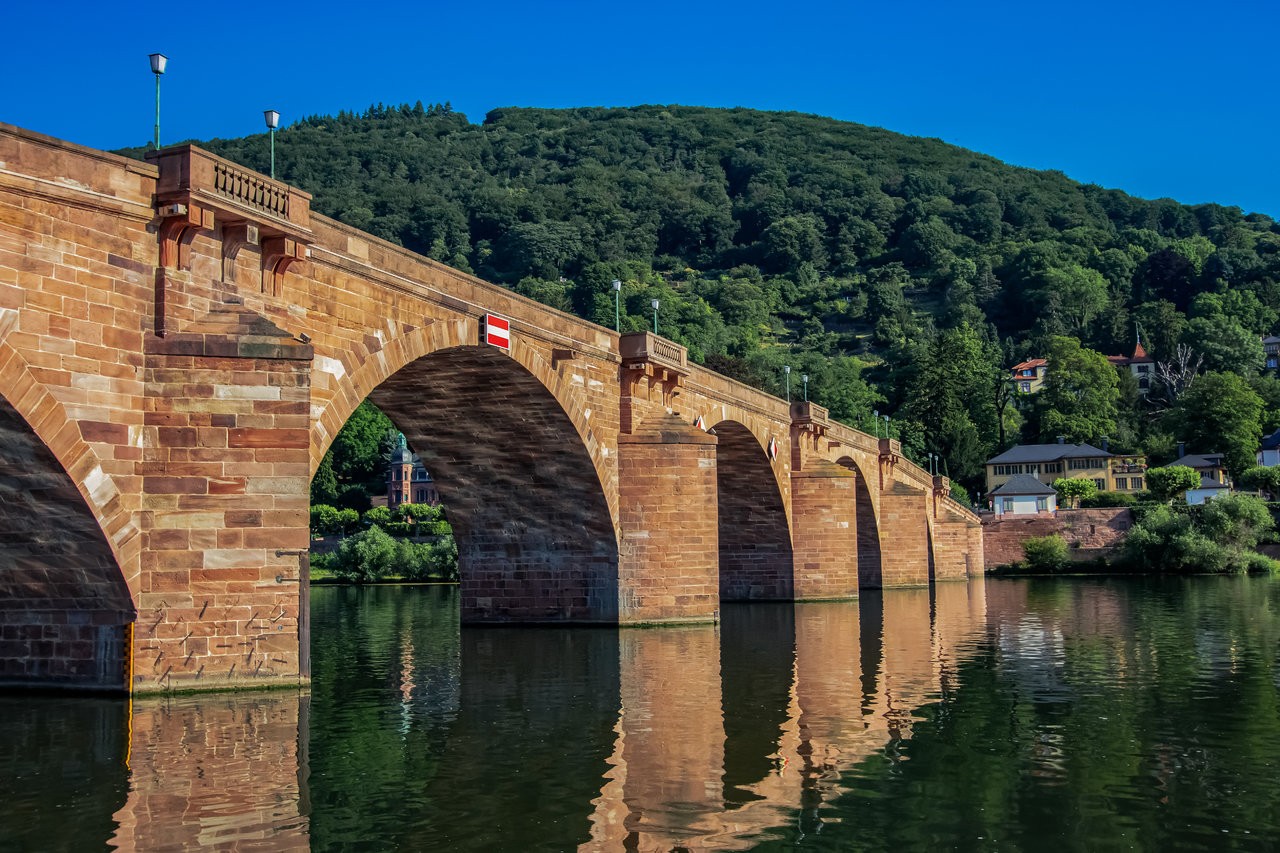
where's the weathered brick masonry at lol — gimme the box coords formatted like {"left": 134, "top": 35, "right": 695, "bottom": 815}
{"left": 981, "top": 507, "right": 1133, "bottom": 568}
{"left": 0, "top": 123, "right": 982, "bottom": 691}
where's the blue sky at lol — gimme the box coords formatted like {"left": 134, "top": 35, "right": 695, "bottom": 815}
{"left": 4, "top": 0, "right": 1276, "bottom": 216}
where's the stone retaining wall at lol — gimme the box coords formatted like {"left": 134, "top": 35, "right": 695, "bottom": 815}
{"left": 981, "top": 508, "right": 1133, "bottom": 569}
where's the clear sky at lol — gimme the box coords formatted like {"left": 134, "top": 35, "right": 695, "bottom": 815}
{"left": 4, "top": 0, "right": 1276, "bottom": 216}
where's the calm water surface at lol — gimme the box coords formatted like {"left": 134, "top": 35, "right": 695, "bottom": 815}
{"left": 3, "top": 576, "right": 1280, "bottom": 851}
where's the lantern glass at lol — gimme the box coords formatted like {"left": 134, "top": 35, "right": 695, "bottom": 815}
{"left": 264, "top": 109, "right": 280, "bottom": 130}
{"left": 149, "top": 53, "right": 167, "bottom": 75}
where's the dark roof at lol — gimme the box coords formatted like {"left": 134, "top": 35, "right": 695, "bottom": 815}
{"left": 987, "top": 443, "right": 1111, "bottom": 465}
{"left": 1261, "top": 428, "right": 1280, "bottom": 451}
{"left": 1171, "top": 453, "right": 1225, "bottom": 469}
{"left": 989, "top": 474, "right": 1058, "bottom": 496}
{"left": 1196, "top": 475, "right": 1229, "bottom": 490}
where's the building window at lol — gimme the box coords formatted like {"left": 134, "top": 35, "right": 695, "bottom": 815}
{"left": 1069, "top": 458, "right": 1096, "bottom": 471}
{"left": 1044, "top": 463, "right": 1063, "bottom": 474}
{"left": 1132, "top": 477, "right": 1143, "bottom": 490}
{"left": 1136, "top": 364, "right": 1150, "bottom": 374}
{"left": 1093, "top": 478, "right": 1106, "bottom": 490}
{"left": 1019, "top": 381, "right": 1031, "bottom": 392}
{"left": 994, "top": 464, "right": 1024, "bottom": 476}
{"left": 1115, "top": 477, "right": 1127, "bottom": 490}
{"left": 415, "top": 489, "right": 426, "bottom": 502}
{"left": 1002, "top": 498, "right": 1015, "bottom": 513}
{"left": 1036, "top": 497, "right": 1048, "bottom": 512}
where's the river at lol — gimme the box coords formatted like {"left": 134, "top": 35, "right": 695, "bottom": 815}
{"left": 2, "top": 576, "right": 1279, "bottom": 850}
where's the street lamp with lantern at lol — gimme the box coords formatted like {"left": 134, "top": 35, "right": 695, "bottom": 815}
{"left": 784, "top": 365, "right": 791, "bottom": 401}
{"left": 148, "top": 53, "right": 167, "bottom": 150}
{"left": 651, "top": 298, "right": 660, "bottom": 334}
{"left": 802, "top": 373, "right": 808, "bottom": 402}
{"left": 264, "top": 109, "right": 280, "bottom": 179}
{"left": 612, "top": 279, "right": 622, "bottom": 331}
{"left": 873, "top": 409, "right": 880, "bottom": 438}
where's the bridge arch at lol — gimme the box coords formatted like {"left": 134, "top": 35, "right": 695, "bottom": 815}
{"left": 712, "top": 419, "right": 793, "bottom": 601}
{"left": 0, "top": 333, "right": 137, "bottom": 686}
{"left": 307, "top": 318, "right": 618, "bottom": 534}
{"left": 310, "top": 319, "right": 620, "bottom": 623}
{"left": 835, "top": 455, "right": 883, "bottom": 590}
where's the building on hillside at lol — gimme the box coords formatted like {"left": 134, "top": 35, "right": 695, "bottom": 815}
{"left": 1258, "top": 428, "right": 1280, "bottom": 466}
{"left": 1010, "top": 359, "right": 1048, "bottom": 394}
{"left": 1169, "top": 447, "right": 1230, "bottom": 488}
{"left": 988, "top": 474, "right": 1057, "bottom": 516}
{"left": 1263, "top": 336, "right": 1280, "bottom": 371}
{"left": 1107, "top": 340, "right": 1156, "bottom": 395}
{"left": 387, "top": 433, "right": 440, "bottom": 507}
{"left": 985, "top": 439, "right": 1147, "bottom": 496}
{"left": 1186, "top": 476, "right": 1230, "bottom": 505}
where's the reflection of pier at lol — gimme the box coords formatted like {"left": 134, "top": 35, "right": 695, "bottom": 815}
{"left": 109, "top": 692, "right": 310, "bottom": 850}
{"left": 584, "top": 580, "right": 988, "bottom": 850}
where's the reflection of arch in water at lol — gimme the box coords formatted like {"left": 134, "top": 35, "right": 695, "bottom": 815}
{"left": 720, "top": 603, "right": 796, "bottom": 807}
{"left": 836, "top": 456, "right": 882, "bottom": 590}
{"left": 712, "top": 421, "right": 794, "bottom": 601}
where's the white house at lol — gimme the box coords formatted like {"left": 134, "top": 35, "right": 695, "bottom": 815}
{"left": 1258, "top": 428, "right": 1280, "bottom": 467}
{"left": 989, "top": 474, "right": 1058, "bottom": 516}
{"left": 1186, "top": 475, "right": 1230, "bottom": 506}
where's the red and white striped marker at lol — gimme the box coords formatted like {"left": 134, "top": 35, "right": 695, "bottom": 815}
{"left": 484, "top": 314, "right": 510, "bottom": 350}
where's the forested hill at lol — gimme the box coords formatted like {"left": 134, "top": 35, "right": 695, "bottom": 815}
{"left": 131, "top": 104, "right": 1280, "bottom": 495}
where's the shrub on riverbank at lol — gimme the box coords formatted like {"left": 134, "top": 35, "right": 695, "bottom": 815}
{"left": 312, "top": 526, "right": 459, "bottom": 583}
{"left": 1120, "top": 494, "right": 1279, "bottom": 574}
{"left": 1022, "top": 535, "right": 1069, "bottom": 572}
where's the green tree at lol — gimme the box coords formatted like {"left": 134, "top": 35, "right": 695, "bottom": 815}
{"left": 1053, "top": 477, "right": 1098, "bottom": 508}
{"left": 328, "top": 400, "right": 395, "bottom": 494}
{"left": 310, "top": 504, "right": 340, "bottom": 536}
{"left": 1167, "top": 372, "right": 1263, "bottom": 477}
{"left": 1239, "top": 465, "right": 1280, "bottom": 497}
{"left": 1145, "top": 465, "right": 1201, "bottom": 503}
{"left": 1200, "top": 494, "right": 1274, "bottom": 554}
{"left": 1029, "top": 336, "right": 1119, "bottom": 444}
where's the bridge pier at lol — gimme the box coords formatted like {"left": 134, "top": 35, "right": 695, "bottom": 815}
{"left": 789, "top": 460, "right": 860, "bottom": 599}
{"left": 135, "top": 306, "right": 312, "bottom": 690}
{"left": 876, "top": 483, "right": 932, "bottom": 587}
{"left": 617, "top": 414, "right": 719, "bottom": 624}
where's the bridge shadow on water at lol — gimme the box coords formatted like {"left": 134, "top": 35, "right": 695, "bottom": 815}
{"left": 0, "top": 580, "right": 990, "bottom": 850}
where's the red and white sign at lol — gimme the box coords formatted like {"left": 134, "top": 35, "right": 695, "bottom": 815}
{"left": 484, "top": 314, "right": 510, "bottom": 350}
{"left": 694, "top": 415, "right": 706, "bottom": 431}
{"left": 767, "top": 436, "right": 778, "bottom": 461}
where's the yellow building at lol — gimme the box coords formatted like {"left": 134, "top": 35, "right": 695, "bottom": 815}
{"left": 985, "top": 440, "right": 1147, "bottom": 496}
{"left": 1010, "top": 359, "right": 1048, "bottom": 394}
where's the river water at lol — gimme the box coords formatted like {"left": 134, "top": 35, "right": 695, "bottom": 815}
{"left": 3, "top": 576, "right": 1280, "bottom": 851}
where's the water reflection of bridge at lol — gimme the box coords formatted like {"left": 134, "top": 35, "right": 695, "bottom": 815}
{"left": 55, "top": 582, "right": 988, "bottom": 849}
{"left": 583, "top": 579, "right": 988, "bottom": 850}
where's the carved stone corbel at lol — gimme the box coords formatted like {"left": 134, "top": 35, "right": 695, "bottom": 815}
{"left": 157, "top": 201, "right": 213, "bottom": 270}
{"left": 262, "top": 234, "right": 306, "bottom": 296}
{"left": 221, "top": 222, "right": 260, "bottom": 282}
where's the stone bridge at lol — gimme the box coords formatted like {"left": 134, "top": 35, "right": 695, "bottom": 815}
{"left": 0, "top": 123, "right": 982, "bottom": 692}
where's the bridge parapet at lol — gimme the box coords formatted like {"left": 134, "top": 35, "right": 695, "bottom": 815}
{"left": 147, "top": 145, "right": 312, "bottom": 234}
{"left": 147, "top": 145, "right": 312, "bottom": 293}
